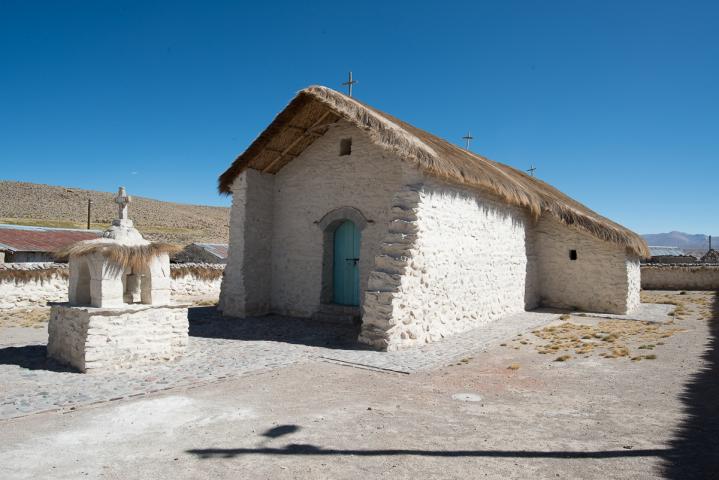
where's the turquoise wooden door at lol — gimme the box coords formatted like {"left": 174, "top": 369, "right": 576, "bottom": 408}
{"left": 333, "top": 221, "right": 360, "bottom": 306}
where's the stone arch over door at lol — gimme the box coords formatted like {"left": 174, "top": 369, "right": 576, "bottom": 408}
{"left": 317, "top": 206, "right": 370, "bottom": 305}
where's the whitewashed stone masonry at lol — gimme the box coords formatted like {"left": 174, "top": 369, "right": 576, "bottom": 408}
{"left": 535, "top": 216, "right": 640, "bottom": 314}
{"left": 220, "top": 121, "right": 409, "bottom": 318}
{"left": 360, "top": 181, "right": 538, "bottom": 350}
{"left": 47, "top": 304, "right": 189, "bottom": 372}
{"left": 218, "top": 168, "right": 275, "bottom": 317}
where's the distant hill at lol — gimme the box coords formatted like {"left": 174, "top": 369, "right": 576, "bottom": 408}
{"left": 0, "top": 181, "right": 229, "bottom": 245}
{"left": 642, "top": 231, "right": 713, "bottom": 251}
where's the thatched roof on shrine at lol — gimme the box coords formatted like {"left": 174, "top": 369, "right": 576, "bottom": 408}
{"left": 219, "top": 86, "right": 648, "bottom": 257}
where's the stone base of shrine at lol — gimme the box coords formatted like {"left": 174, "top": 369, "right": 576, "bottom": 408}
{"left": 47, "top": 303, "right": 189, "bottom": 373}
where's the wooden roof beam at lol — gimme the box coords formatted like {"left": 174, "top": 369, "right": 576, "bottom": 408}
{"left": 261, "top": 111, "right": 333, "bottom": 173}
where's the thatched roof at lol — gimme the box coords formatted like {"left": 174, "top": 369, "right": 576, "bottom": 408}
{"left": 219, "top": 86, "right": 648, "bottom": 257}
{"left": 55, "top": 240, "right": 180, "bottom": 273}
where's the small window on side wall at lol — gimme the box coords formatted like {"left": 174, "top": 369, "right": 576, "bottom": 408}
{"left": 339, "top": 138, "right": 352, "bottom": 156}
{"left": 569, "top": 249, "right": 578, "bottom": 261}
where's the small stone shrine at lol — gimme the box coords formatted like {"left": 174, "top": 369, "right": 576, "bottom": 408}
{"left": 47, "top": 187, "right": 188, "bottom": 372}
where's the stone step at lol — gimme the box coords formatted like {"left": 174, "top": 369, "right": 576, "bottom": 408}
{"left": 312, "top": 304, "right": 362, "bottom": 325}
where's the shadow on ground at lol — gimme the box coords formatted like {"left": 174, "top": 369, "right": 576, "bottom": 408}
{"left": 188, "top": 307, "right": 368, "bottom": 351}
{"left": 0, "top": 344, "right": 77, "bottom": 373}
{"left": 661, "top": 291, "right": 719, "bottom": 479}
{"left": 186, "top": 444, "right": 667, "bottom": 459}
{"left": 187, "top": 293, "right": 719, "bottom": 477}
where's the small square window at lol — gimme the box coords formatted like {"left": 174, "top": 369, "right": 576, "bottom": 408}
{"left": 339, "top": 138, "right": 352, "bottom": 156}
{"left": 569, "top": 249, "right": 578, "bottom": 261}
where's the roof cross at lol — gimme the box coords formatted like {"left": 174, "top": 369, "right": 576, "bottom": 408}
{"left": 527, "top": 164, "right": 537, "bottom": 177}
{"left": 114, "top": 186, "right": 132, "bottom": 221}
{"left": 342, "top": 71, "right": 358, "bottom": 97}
{"left": 462, "top": 131, "right": 474, "bottom": 150}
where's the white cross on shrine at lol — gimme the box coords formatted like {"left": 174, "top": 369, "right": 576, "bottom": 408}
{"left": 115, "top": 186, "right": 132, "bottom": 221}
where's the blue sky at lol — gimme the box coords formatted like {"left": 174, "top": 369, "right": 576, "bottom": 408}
{"left": 1, "top": 1, "right": 717, "bottom": 234}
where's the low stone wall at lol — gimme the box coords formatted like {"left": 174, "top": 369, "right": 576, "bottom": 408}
{"left": 167, "top": 263, "right": 224, "bottom": 300}
{"left": 0, "top": 263, "right": 224, "bottom": 309}
{"left": 0, "top": 263, "right": 68, "bottom": 309}
{"left": 641, "top": 264, "right": 719, "bottom": 290}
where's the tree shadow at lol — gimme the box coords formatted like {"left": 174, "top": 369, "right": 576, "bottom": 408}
{"left": 187, "top": 444, "right": 667, "bottom": 459}
{"left": 0, "top": 344, "right": 78, "bottom": 373}
{"left": 661, "top": 291, "right": 719, "bottom": 479}
{"left": 188, "top": 307, "right": 369, "bottom": 351}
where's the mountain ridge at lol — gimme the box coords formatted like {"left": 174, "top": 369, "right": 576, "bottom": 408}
{"left": 642, "top": 231, "right": 715, "bottom": 250}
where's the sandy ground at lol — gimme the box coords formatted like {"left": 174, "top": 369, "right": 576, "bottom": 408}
{"left": 0, "top": 291, "right": 717, "bottom": 479}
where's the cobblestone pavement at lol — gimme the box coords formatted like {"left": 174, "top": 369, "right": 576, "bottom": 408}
{"left": 0, "top": 304, "right": 671, "bottom": 420}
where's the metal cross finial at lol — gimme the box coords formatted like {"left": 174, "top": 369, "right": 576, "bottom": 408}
{"left": 114, "top": 186, "right": 132, "bottom": 220}
{"left": 527, "top": 164, "right": 537, "bottom": 177}
{"left": 462, "top": 131, "right": 474, "bottom": 150}
{"left": 342, "top": 71, "right": 358, "bottom": 97}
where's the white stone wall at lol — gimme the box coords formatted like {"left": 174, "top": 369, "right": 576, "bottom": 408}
{"left": 641, "top": 264, "right": 719, "bottom": 290}
{"left": 218, "top": 169, "right": 275, "bottom": 317}
{"left": 171, "top": 274, "right": 222, "bottom": 299}
{"left": 360, "top": 180, "right": 537, "bottom": 350}
{"left": 0, "top": 263, "right": 222, "bottom": 309}
{"left": 0, "top": 263, "right": 68, "bottom": 309}
{"left": 268, "top": 122, "right": 409, "bottom": 317}
{"left": 626, "top": 259, "right": 641, "bottom": 310}
{"left": 48, "top": 304, "right": 188, "bottom": 372}
{"left": 535, "top": 216, "right": 640, "bottom": 314}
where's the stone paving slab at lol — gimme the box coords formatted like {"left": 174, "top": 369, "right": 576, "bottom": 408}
{"left": 572, "top": 303, "right": 674, "bottom": 323}
{"left": 0, "top": 304, "right": 672, "bottom": 420}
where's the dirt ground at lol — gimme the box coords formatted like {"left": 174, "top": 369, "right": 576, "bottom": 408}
{"left": 0, "top": 291, "right": 717, "bottom": 479}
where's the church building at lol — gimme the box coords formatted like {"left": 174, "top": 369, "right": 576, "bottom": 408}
{"left": 218, "top": 86, "right": 648, "bottom": 351}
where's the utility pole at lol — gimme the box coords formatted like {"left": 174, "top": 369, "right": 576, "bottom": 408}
{"left": 87, "top": 199, "right": 92, "bottom": 229}
{"left": 527, "top": 164, "right": 537, "bottom": 177}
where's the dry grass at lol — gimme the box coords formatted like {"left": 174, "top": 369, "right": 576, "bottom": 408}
{"left": 0, "top": 217, "right": 109, "bottom": 230}
{"left": 524, "top": 290, "right": 717, "bottom": 363}
{"left": 190, "top": 298, "right": 219, "bottom": 306}
{"left": 0, "top": 307, "right": 50, "bottom": 328}
{"left": 642, "top": 290, "right": 715, "bottom": 321}
{"left": 507, "top": 363, "right": 521, "bottom": 370}
{"left": 0, "top": 266, "right": 68, "bottom": 282}
{"left": 219, "top": 86, "right": 648, "bottom": 257}
{"left": 170, "top": 264, "right": 224, "bottom": 281}
{"left": 55, "top": 241, "right": 181, "bottom": 273}
{"left": 529, "top": 317, "right": 685, "bottom": 362}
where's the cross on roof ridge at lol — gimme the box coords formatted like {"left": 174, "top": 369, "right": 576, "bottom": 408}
{"left": 341, "top": 71, "right": 358, "bottom": 97}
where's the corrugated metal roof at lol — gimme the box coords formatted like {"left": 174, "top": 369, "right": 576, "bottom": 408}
{"left": 0, "top": 224, "right": 102, "bottom": 253}
{"left": 648, "top": 246, "right": 686, "bottom": 257}
{"left": 194, "top": 243, "right": 229, "bottom": 260}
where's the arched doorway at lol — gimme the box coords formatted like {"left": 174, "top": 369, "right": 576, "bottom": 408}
{"left": 332, "top": 220, "right": 360, "bottom": 306}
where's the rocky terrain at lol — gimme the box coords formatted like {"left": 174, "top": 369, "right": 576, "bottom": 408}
{"left": 0, "top": 181, "right": 229, "bottom": 245}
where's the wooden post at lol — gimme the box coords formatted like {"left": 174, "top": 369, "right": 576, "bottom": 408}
{"left": 87, "top": 199, "right": 92, "bottom": 230}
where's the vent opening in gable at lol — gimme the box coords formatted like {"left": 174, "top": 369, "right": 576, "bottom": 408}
{"left": 339, "top": 138, "right": 352, "bottom": 156}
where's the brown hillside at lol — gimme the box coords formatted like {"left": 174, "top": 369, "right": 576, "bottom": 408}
{"left": 0, "top": 181, "right": 229, "bottom": 245}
